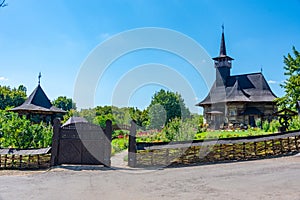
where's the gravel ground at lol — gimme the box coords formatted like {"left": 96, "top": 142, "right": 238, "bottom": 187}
{"left": 0, "top": 154, "right": 299, "bottom": 200}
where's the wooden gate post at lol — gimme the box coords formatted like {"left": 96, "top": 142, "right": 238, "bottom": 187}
{"left": 104, "top": 119, "right": 112, "bottom": 167}
{"left": 50, "top": 118, "right": 61, "bottom": 166}
{"left": 128, "top": 120, "right": 137, "bottom": 167}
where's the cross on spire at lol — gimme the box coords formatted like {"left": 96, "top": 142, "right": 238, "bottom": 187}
{"left": 38, "top": 72, "right": 42, "bottom": 85}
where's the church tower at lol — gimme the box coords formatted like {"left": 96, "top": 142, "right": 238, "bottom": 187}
{"left": 213, "top": 26, "right": 234, "bottom": 87}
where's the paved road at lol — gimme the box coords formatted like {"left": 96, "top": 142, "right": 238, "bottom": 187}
{"left": 0, "top": 155, "right": 300, "bottom": 200}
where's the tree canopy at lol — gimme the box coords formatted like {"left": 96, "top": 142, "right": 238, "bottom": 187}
{"left": 276, "top": 47, "right": 300, "bottom": 110}
{"left": 147, "top": 89, "right": 191, "bottom": 129}
{"left": 52, "top": 96, "right": 76, "bottom": 111}
{"left": 65, "top": 89, "right": 191, "bottom": 130}
{"left": 0, "top": 85, "right": 27, "bottom": 110}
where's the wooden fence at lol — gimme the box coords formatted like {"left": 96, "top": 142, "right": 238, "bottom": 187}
{"left": 128, "top": 129, "right": 300, "bottom": 167}
{"left": 0, "top": 147, "right": 51, "bottom": 169}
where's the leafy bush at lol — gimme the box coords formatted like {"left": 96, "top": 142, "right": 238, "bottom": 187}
{"left": 93, "top": 114, "right": 116, "bottom": 128}
{"left": 256, "top": 119, "right": 262, "bottom": 128}
{"left": 0, "top": 110, "right": 52, "bottom": 148}
{"left": 262, "top": 120, "right": 270, "bottom": 132}
{"left": 289, "top": 116, "right": 300, "bottom": 130}
{"left": 161, "top": 117, "right": 197, "bottom": 141}
{"left": 269, "top": 120, "right": 280, "bottom": 132}
{"left": 111, "top": 137, "right": 128, "bottom": 155}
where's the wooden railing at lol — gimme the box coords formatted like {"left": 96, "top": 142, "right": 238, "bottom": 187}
{"left": 0, "top": 147, "right": 51, "bottom": 169}
{"left": 128, "top": 129, "right": 300, "bottom": 167}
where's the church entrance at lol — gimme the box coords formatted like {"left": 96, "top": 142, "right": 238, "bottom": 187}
{"left": 249, "top": 115, "right": 255, "bottom": 127}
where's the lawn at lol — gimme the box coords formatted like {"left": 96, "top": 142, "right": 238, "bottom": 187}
{"left": 111, "top": 128, "right": 276, "bottom": 154}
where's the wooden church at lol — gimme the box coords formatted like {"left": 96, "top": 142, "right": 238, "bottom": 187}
{"left": 196, "top": 29, "right": 277, "bottom": 129}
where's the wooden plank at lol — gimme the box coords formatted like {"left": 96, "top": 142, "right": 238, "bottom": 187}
{"left": 165, "top": 149, "right": 170, "bottom": 165}
{"left": 50, "top": 118, "right": 61, "bottom": 166}
{"left": 37, "top": 155, "right": 40, "bottom": 168}
{"left": 287, "top": 137, "right": 291, "bottom": 152}
{"left": 104, "top": 119, "right": 112, "bottom": 167}
{"left": 264, "top": 141, "right": 267, "bottom": 155}
{"left": 243, "top": 142, "right": 246, "bottom": 159}
{"left": 4, "top": 154, "right": 7, "bottom": 168}
{"left": 128, "top": 120, "right": 137, "bottom": 167}
{"left": 295, "top": 136, "right": 299, "bottom": 151}
{"left": 280, "top": 139, "right": 283, "bottom": 153}
{"left": 19, "top": 155, "right": 22, "bottom": 168}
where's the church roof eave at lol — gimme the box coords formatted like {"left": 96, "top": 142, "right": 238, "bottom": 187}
{"left": 10, "top": 81, "right": 67, "bottom": 115}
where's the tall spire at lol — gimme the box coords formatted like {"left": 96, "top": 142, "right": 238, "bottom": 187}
{"left": 213, "top": 25, "right": 233, "bottom": 61}
{"left": 213, "top": 25, "right": 234, "bottom": 87}
{"left": 219, "top": 24, "right": 227, "bottom": 56}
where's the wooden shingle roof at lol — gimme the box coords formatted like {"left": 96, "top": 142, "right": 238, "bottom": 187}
{"left": 197, "top": 72, "right": 277, "bottom": 106}
{"left": 10, "top": 84, "right": 66, "bottom": 114}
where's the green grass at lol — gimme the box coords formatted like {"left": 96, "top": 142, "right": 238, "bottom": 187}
{"left": 194, "top": 129, "right": 273, "bottom": 140}
{"left": 112, "top": 128, "right": 276, "bottom": 154}
{"left": 136, "top": 128, "right": 275, "bottom": 143}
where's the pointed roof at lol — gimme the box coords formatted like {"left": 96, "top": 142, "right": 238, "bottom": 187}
{"left": 213, "top": 27, "right": 234, "bottom": 61}
{"left": 10, "top": 84, "right": 66, "bottom": 114}
{"left": 220, "top": 31, "right": 227, "bottom": 56}
{"left": 196, "top": 72, "right": 277, "bottom": 106}
{"left": 25, "top": 84, "right": 52, "bottom": 109}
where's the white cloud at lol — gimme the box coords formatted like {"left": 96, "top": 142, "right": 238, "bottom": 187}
{"left": 0, "top": 76, "right": 8, "bottom": 81}
{"left": 267, "top": 80, "right": 278, "bottom": 84}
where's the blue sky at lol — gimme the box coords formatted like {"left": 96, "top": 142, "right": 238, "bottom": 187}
{"left": 0, "top": 0, "right": 299, "bottom": 113}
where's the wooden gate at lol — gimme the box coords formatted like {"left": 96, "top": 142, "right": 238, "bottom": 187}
{"left": 51, "top": 118, "right": 112, "bottom": 167}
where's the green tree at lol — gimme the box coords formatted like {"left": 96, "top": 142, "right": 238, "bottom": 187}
{"left": 148, "top": 104, "right": 167, "bottom": 129}
{"left": 129, "top": 107, "right": 149, "bottom": 128}
{"left": 161, "top": 117, "right": 198, "bottom": 141}
{"left": 52, "top": 96, "right": 76, "bottom": 111}
{"left": 0, "top": 85, "right": 27, "bottom": 110}
{"left": 93, "top": 113, "right": 116, "bottom": 128}
{"left": 0, "top": 110, "right": 52, "bottom": 148}
{"left": 94, "top": 106, "right": 148, "bottom": 127}
{"left": 276, "top": 47, "right": 300, "bottom": 110}
{"left": 147, "top": 89, "right": 191, "bottom": 129}
{"left": 77, "top": 108, "right": 96, "bottom": 123}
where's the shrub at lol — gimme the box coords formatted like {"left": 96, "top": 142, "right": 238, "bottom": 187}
{"left": 262, "top": 120, "right": 270, "bottom": 132}
{"left": 288, "top": 116, "right": 300, "bottom": 130}
{"left": 161, "top": 118, "right": 197, "bottom": 141}
{"left": 269, "top": 120, "right": 280, "bottom": 132}
{"left": 0, "top": 110, "right": 52, "bottom": 148}
{"left": 256, "top": 119, "right": 262, "bottom": 128}
{"left": 111, "top": 137, "right": 128, "bottom": 154}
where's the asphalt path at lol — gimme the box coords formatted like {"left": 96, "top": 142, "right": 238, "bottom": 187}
{"left": 0, "top": 154, "right": 299, "bottom": 200}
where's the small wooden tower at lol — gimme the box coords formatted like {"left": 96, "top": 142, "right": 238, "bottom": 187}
{"left": 10, "top": 73, "right": 66, "bottom": 123}
{"left": 213, "top": 25, "right": 234, "bottom": 87}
